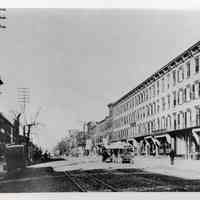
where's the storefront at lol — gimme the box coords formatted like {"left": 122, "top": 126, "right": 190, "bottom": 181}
{"left": 155, "top": 134, "right": 171, "bottom": 155}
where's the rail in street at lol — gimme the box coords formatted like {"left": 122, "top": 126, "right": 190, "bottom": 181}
{"left": 64, "top": 170, "right": 119, "bottom": 192}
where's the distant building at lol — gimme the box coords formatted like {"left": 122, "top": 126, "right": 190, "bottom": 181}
{"left": 0, "top": 113, "right": 14, "bottom": 156}
{"left": 68, "top": 129, "right": 86, "bottom": 155}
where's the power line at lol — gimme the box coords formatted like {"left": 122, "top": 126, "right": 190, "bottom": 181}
{"left": 17, "top": 87, "right": 30, "bottom": 124}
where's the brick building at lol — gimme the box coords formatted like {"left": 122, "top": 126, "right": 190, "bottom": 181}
{"left": 109, "top": 41, "right": 200, "bottom": 159}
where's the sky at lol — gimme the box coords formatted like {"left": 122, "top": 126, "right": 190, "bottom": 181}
{"left": 1, "top": 9, "right": 200, "bottom": 151}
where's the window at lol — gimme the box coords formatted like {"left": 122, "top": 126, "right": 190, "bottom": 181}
{"left": 162, "top": 97, "right": 166, "bottom": 111}
{"left": 199, "top": 82, "right": 200, "bottom": 97}
{"left": 166, "top": 115, "right": 171, "bottom": 130}
{"left": 167, "top": 74, "right": 170, "bottom": 89}
{"left": 177, "top": 113, "right": 180, "bottom": 129}
{"left": 157, "top": 118, "right": 160, "bottom": 130}
{"left": 149, "top": 87, "right": 151, "bottom": 99}
{"left": 178, "top": 66, "right": 184, "bottom": 82}
{"left": 195, "top": 106, "right": 200, "bottom": 126}
{"left": 173, "top": 113, "right": 177, "bottom": 130}
{"left": 178, "top": 89, "right": 184, "bottom": 105}
{"left": 162, "top": 77, "right": 165, "bottom": 92}
{"left": 143, "top": 91, "right": 145, "bottom": 103}
{"left": 167, "top": 94, "right": 171, "bottom": 109}
{"left": 157, "top": 81, "right": 160, "bottom": 95}
{"left": 150, "top": 104, "right": 153, "bottom": 115}
{"left": 192, "top": 84, "right": 195, "bottom": 100}
{"left": 178, "top": 112, "right": 184, "bottom": 129}
{"left": 185, "top": 109, "right": 192, "bottom": 128}
{"left": 173, "top": 91, "right": 177, "bottom": 107}
{"left": 161, "top": 116, "right": 166, "bottom": 130}
{"left": 194, "top": 81, "right": 199, "bottom": 99}
{"left": 152, "top": 84, "right": 156, "bottom": 97}
{"left": 157, "top": 99, "right": 160, "bottom": 113}
{"left": 146, "top": 105, "right": 149, "bottom": 117}
{"left": 146, "top": 89, "right": 148, "bottom": 101}
{"left": 186, "top": 61, "right": 191, "bottom": 78}
{"left": 195, "top": 56, "right": 199, "bottom": 73}
{"left": 173, "top": 70, "right": 176, "bottom": 86}
{"left": 153, "top": 102, "right": 156, "bottom": 114}
{"left": 186, "top": 85, "right": 192, "bottom": 102}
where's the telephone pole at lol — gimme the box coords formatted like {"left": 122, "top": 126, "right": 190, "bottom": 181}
{"left": 17, "top": 87, "right": 30, "bottom": 120}
{"left": 17, "top": 88, "right": 30, "bottom": 163}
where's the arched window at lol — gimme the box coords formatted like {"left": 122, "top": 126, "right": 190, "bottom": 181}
{"left": 178, "top": 88, "right": 184, "bottom": 105}
{"left": 185, "top": 109, "right": 192, "bottom": 128}
{"left": 150, "top": 121, "right": 154, "bottom": 133}
{"left": 173, "top": 112, "right": 177, "bottom": 130}
{"left": 146, "top": 105, "right": 149, "bottom": 117}
{"left": 149, "top": 103, "right": 153, "bottom": 115}
{"left": 167, "top": 94, "right": 171, "bottom": 109}
{"left": 195, "top": 106, "right": 200, "bottom": 126}
{"left": 157, "top": 118, "right": 160, "bottom": 130}
{"left": 173, "top": 91, "right": 177, "bottom": 107}
{"left": 178, "top": 66, "right": 184, "bottom": 82}
{"left": 143, "top": 91, "right": 145, "bottom": 102}
{"left": 166, "top": 115, "right": 172, "bottom": 130}
{"left": 180, "top": 111, "right": 185, "bottom": 129}
{"left": 167, "top": 73, "right": 170, "bottom": 89}
{"left": 177, "top": 111, "right": 184, "bottom": 129}
{"left": 161, "top": 116, "right": 166, "bottom": 130}
{"left": 153, "top": 102, "right": 156, "bottom": 115}
{"left": 186, "top": 84, "right": 192, "bottom": 102}
{"left": 194, "top": 81, "right": 199, "bottom": 99}
{"left": 157, "top": 81, "right": 160, "bottom": 95}
{"left": 157, "top": 99, "right": 160, "bottom": 113}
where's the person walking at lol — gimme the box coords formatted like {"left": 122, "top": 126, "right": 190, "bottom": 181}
{"left": 169, "top": 148, "right": 175, "bottom": 165}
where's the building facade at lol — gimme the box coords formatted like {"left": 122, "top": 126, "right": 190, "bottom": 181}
{"left": 0, "top": 113, "right": 14, "bottom": 156}
{"left": 110, "top": 41, "right": 200, "bottom": 159}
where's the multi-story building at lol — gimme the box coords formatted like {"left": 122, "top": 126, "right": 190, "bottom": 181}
{"left": 0, "top": 113, "right": 14, "bottom": 156}
{"left": 93, "top": 116, "right": 112, "bottom": 147}
{"left": 109, "top": 41, "right": 200, "bottom": 159}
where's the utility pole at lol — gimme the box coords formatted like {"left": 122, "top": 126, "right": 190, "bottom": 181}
{"left": 17, "top": 88, "right": 30, "bottom": 116}
{"left": 17, "top": 88, "right": 30, "bottom": 162}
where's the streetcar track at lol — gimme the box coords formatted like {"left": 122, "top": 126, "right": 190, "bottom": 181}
{"left": 64, "top": 171, "right": 87, "bottom": 192}
{"left": 64, "top": 170, "right": 119, "bottom": 192}
{"left": 95, "top": 170, "right": 178, "bottom": 191}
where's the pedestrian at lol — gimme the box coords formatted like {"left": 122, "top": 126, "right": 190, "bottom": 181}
{"left": 169, "top": 148, "right": 175, "bottom": 165}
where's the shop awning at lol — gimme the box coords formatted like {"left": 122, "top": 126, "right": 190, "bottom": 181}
{"left": 106, "top": 141, "right": 132, "bottom": 149}
{"left": 155, "top": 134, "right": 171, "bottom": 144}
{"left": 145, "top": 136, "right": 155, "bottom": 145}
{"left": 144, "top": 138, "right": 150, "bottom": 146}
{"left": 128, "top": 138, "right": 138, "bottom": 147}
{"left": 152, "top": 137, "right": 160, "bottom": 146}
{"left": 192, "top": 129, "right": 200, "bottom": 145}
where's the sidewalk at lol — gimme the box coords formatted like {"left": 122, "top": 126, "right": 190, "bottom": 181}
{"left": 134, "top": 156, "right": 200, "bottom": 180}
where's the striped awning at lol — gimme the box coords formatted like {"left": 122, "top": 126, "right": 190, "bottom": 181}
{"left": 152, "top": 137, "right": 161, "bottom": 146}
{"left": 192, "top": 129, "right": 200, "bottom": 145}
{"left": 155, "top": 134, "right": 171, "bottom": 144}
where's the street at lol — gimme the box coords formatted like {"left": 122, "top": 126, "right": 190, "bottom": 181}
{"left": 1, "top": 156, "right": 200, "bottom": 192}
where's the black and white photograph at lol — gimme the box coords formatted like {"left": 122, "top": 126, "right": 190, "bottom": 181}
{"left": 1, "top": 4, "right": 200, "bottom": 195}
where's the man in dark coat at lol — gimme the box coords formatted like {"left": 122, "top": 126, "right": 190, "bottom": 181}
{"left": 169, "top": 148, "right": 175, "bottom": 165}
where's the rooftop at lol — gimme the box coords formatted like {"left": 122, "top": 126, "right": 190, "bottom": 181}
{"left": 110, "top": 40, "right": 200, "bottom": 107}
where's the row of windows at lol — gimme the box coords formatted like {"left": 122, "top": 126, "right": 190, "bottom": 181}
{"left": 112, "top": 106, "right": 200, "bottom": 140}
{"left": 113, "top": 81, "right": 200, "bottom": 129}
{"left": 114, "top": 55, "right": 200, "bottom": 117}
{"left": 136, "top": 109, "right": 192, "bottom": 136}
